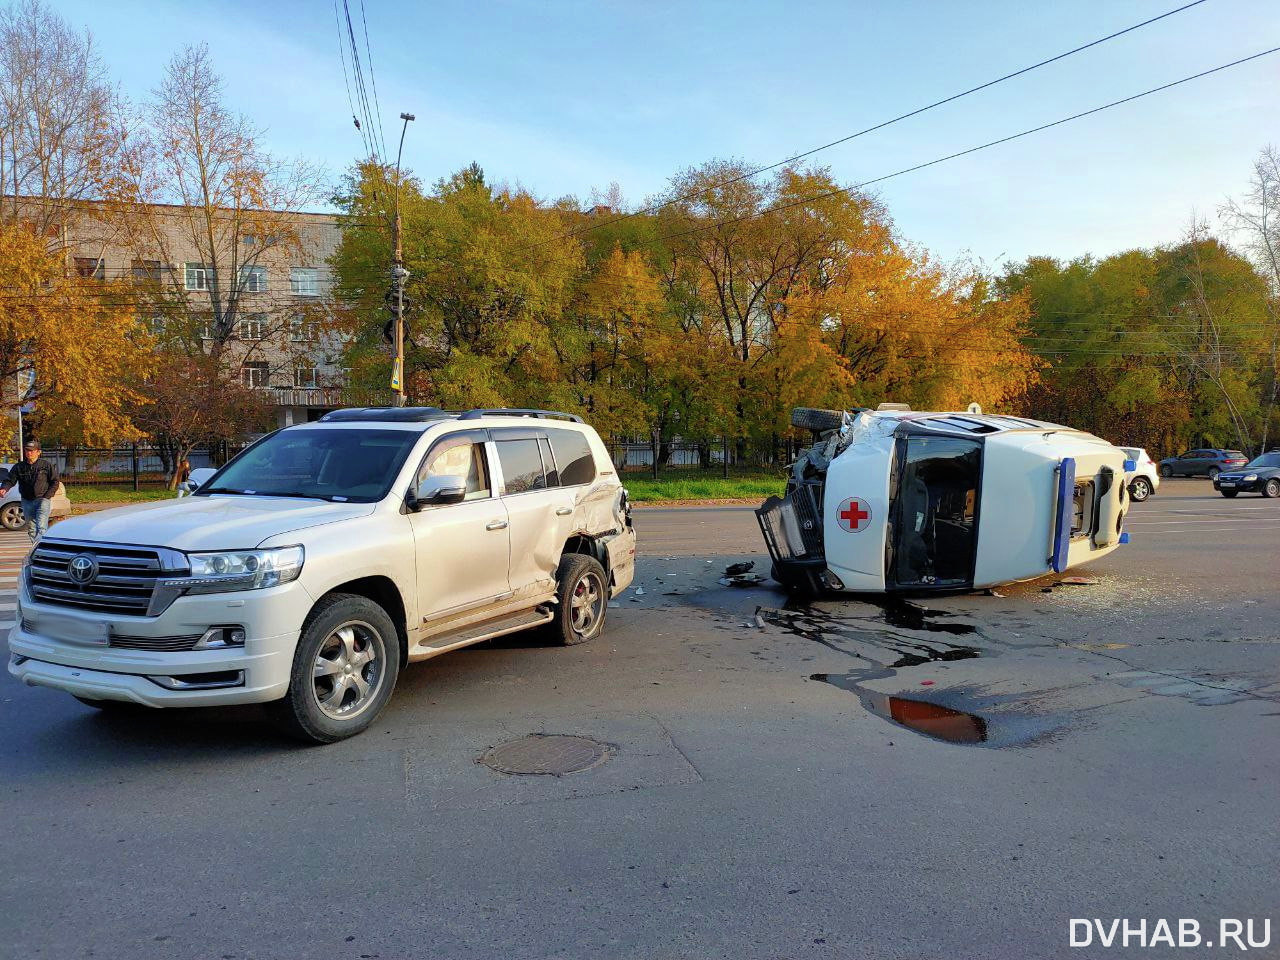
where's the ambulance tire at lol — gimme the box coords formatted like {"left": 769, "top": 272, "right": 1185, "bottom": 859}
{"left": 790, "top": 407, "right": 845, "bottom": 433}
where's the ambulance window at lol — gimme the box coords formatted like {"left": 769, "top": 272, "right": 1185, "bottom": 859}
{"left": 892, "top": 437, "right": 981, "bottom": 588}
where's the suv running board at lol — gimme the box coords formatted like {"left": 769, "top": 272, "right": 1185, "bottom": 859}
{"left": 416, "top": 606, "right": 555, "bottom": 655}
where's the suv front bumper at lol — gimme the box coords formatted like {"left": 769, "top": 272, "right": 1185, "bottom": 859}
{"left": 6, "top": 579, "right": 311, "bottom": 707}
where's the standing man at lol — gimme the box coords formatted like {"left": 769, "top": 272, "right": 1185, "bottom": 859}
{"left": 0, "top": 440, "right": 60, "bottom": 543}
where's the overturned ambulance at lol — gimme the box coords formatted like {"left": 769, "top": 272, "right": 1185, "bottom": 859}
{"left": 757, "top": 406, "right": 1132, "bottom": 594}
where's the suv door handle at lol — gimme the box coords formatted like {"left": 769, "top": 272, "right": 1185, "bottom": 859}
{"left": 485, "top": 520, "right": 508, "bottom": 531}
{"left": 555, "top": 507, "right": 572, "bottom": 516}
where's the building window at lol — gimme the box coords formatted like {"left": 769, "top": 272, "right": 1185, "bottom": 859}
{"left": 131, "top": 259, "right": 162, "bottom": 283}
{"left": 241, "top": 362, "right": 269, "bottom": 388}
{"left": 198, "top": 319, "right": 215, "bottom": 340}
{"left": 74, "top": 257, "right": 105, "bottom": 280}
{"left": 290, "top": 318, "right": 318, "bottom": 342}
{"left": 147, "top": 316, "right": 166, "bottom": 336}
{"left": 185, "top": 263, "right": 214, "bottom": 291}
{"left": 290, "top": 267, "right": 320, "bottom": 296}
{"left": 239, "top": 265, "right": 267, "bottom": 293}
{"left": 238, "top": 314, "right": 267, "bottom": 340}
{"left": 293, "top": 366, "right": 317, "bottom": 388}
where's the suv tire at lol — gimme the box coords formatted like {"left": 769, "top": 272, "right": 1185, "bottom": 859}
{"left": 272, "top": 594, "right": 400, "bottom": 744}
{"left": 1207, "top": 467, "right": 1221, "bottom": 481}
{"left": 551, "top": 554, "right": 608, "bottom": 645}
{"left": 790, "top": 407, "right": 845, "bottom": 433}
{"left": 1264, "top": 478, "right": 1280, "bottom": 499}
{"left": 1129, "top": 477, "right": 1152, "bottom": 502}
{"left": 1159, "top": 464, "right": 1173, "bottom": 478}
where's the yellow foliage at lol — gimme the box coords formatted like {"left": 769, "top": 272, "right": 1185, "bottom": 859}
{"left": 0, "top": 221, "right": 152, "bottom": 445}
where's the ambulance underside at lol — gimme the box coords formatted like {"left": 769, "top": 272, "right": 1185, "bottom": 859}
{"left": 758, "top": 415, "right": 1128, "bottom": 594}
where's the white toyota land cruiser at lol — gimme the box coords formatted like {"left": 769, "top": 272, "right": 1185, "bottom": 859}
{"left": 8, "top": 408, "right": 636, "bottom": 742}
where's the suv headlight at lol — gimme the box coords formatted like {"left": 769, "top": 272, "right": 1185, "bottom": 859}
{"left": 176, "top": 546, "right": 305, "bottom": 594}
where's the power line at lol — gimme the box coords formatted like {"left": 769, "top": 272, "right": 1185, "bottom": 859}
{"left": 535, "top": 0, "right": 1213, "bottom": 250}
{"left": 357, "top": 0, "right": 389, "bottom": 161}
{"left": 635, "top": 46, "right": 1280, "bottom": 253}
{"left": 333, "top": 0, "right": 373, "bottom": 161}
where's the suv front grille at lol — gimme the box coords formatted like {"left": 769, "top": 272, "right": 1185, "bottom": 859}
{"left": 27, "top": 542, "right": 167, "bottom": 616}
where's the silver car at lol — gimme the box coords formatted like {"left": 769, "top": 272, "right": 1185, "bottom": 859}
{"left": 0, "top": 464, "right": 71, "bottom": 530}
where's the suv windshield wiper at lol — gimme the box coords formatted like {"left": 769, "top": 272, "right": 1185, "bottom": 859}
{"left": 198, "top": 487, "right": 333, "bottom": 501}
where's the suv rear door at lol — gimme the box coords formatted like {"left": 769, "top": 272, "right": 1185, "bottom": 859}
{"left": 493, "top": 429, "right": 564, "bottom": 599}
{"left": 408, "top": 430, "right": 511, "bottom": 622}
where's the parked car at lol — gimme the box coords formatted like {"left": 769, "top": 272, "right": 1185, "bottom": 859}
{"left": 758, "top": 405, "right": 1130, "bottom": 594}
{"left": 1120, "top": 447, "right": 1160, "bottom": 502}
{"left": 1212, "top": 452, "right": 1280, "bottom": 498}
{"left": 0, "top": 466, "right": 71, "bottom": 530}
{"left": 1157, "top": 448, "right": 1247, "bottom": 480}
{"left": 8, "top": 408, "right": 636, "bottom": 743}
{"left": 177, "top": 467, "right": 215, "bottom": 496}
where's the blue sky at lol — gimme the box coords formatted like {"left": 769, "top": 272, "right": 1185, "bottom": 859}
{"left": 58, "top": 0, "right": 1280, "bottom": 266}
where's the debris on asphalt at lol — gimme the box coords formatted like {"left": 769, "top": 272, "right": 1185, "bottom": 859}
{"left": 634, "top": 586, "right": 645, "bottom": 596}
{"left": 1056, "top": 576, "right": 1100, "bottom": 586}
{"left": 984, "top": 588, "right": 1006, "bottom": 598}
{"left": 725, "top": 561, "right": 755, "bottom": 576}
{"left": 720, "top": 574, "right": 767, "bottom": 588}
{"left": 920, "top": 680, "right": 935, "bottom": 686}
{"left": 1041, "top": 587, "right": 1054, "bottom": 593}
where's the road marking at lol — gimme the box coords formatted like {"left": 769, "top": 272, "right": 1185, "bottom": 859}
{"left": 1126, "top": 522, "right": 1280, "bottom": 529}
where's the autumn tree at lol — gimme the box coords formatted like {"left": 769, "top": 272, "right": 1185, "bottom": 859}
{"left": 0, "top": 220, "right": 149, "bottom": 446}
{"left": 0, "top": 0, "right": 115, "bottom": 236}
{"left": 104, "top": 43, "right": 328, "bottom": 357}
{"left": 131, "top": 354, "right": 270, "bottom": 486}
{"left": 333, "top": 161, "right": 584, "bottom": 409}
{"left": 1220, "top": 145, "right": 1280, "bottom": 449}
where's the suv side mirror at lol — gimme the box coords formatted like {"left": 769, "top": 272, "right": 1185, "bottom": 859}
{"left": 411, "top": 474, "right": 467, "bottom": 509}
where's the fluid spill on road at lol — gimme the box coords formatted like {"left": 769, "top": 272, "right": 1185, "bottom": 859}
{"left": 879, "top": 598, "right": 977, "bottom": 636}
{"left": 810, "top": 673, "right": 989, "bottom": 745}
{"left": 759, "top": 601, "right": 981, "bottom": 668}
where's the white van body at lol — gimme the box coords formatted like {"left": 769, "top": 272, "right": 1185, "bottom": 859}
{"left": 758, "top": 408, "right": 1131, "bottom": 593}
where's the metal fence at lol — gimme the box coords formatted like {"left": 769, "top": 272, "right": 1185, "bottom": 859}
{"left": 607, "top": 436, "right": 803, "bottom": 477}
{"left": 18, "top": 435, "right": 806, "bottom": 489}
{"left": 22, "top": 443, "right": 252, "bottom": 488}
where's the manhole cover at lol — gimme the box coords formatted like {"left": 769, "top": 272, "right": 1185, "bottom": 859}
{"left": 479, "top": 734, "right": 611, "bottom": 776}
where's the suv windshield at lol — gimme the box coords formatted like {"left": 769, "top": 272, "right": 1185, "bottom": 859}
{"left": 1246, "top": 453, "right": 1280, "bottom": 469}
{"left": 199, "top": 428, "right": 420, "bottom": 503}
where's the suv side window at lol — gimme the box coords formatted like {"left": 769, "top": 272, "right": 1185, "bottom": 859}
{"left": 496, "top": 439, "right": 548, "bottom": 494}
{"left": 548, "top": 429, "right": 596, "bottom": 486}
{"left": 418, "top": 438, "right": 491, "bottom": 501}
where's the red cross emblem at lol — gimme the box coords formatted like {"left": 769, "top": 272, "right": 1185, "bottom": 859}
{"left": 836, "top": 497, "right": 872, "bottom": 533}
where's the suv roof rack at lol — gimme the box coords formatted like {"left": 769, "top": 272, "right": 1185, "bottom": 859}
{"left": 457, "top": 408, "right": 583, "bottom": 423}
{"left": 318, "top": 407, "right": 452, "bottom": 423}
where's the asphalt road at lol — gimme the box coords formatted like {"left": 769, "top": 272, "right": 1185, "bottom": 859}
{"left": 2, "top": 481, "right": 1277, "bottom": 960}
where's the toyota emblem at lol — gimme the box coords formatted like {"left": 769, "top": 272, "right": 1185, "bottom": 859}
{"left": 67, "top": 554, "right": 99, "bottom": 585}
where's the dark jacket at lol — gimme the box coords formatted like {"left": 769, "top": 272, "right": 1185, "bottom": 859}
{"left": 5, "top": 457, "right": 60, "bottom": 500}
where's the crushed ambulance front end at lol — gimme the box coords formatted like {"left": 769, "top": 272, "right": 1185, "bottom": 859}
{"left": 757, "top": 410, "right": 1130, "bottom": 594}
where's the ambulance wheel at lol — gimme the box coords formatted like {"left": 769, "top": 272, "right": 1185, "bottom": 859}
{"left": 790, "top": 407, "right": 845, "bottom": 433}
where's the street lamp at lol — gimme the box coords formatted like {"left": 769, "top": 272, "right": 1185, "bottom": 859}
{"left": 391, "top": 112, "right": 415, "bottom": 406}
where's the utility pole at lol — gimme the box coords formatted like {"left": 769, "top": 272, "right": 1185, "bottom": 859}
{"left": 390, "top": 112, "right": 415, "bottom": 407}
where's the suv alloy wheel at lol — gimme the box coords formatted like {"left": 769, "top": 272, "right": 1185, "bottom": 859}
{"left": 273, "top": 594, "right": 400, "bottom": 743}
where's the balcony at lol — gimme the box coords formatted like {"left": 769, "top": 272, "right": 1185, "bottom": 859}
{"left": 269, "top": 387, "right": 392, "bottom": 408}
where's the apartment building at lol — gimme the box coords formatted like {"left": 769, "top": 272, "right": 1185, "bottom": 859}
{"left": 59, "top": 200, "right": 365, "bottom": 429}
